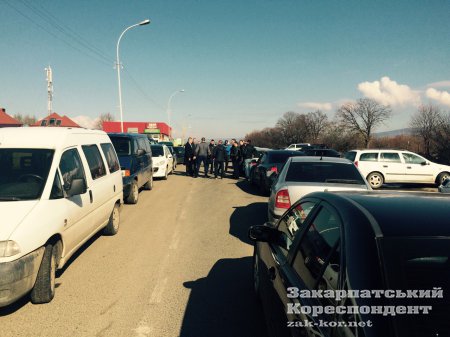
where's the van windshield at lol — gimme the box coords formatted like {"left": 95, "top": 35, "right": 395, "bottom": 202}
{"left": 0, "top": 149, "right": 54, "bottom": 201}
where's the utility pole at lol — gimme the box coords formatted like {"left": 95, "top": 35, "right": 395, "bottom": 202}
{"left": 45, "top": 66, "right": 53, "bottom": 116}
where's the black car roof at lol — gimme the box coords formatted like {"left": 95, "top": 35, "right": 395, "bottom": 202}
{"left": 108, "top": 132, "right": 147, "bottom": 138}
{"left": 310, "top": 191, "right": 450, "bottom": 238}
{"left": 267, "top": 150, "right": 304, "bottom": 155}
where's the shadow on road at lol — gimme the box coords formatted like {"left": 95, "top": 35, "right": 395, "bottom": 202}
{"left": 235, "top": 179, "right": 264, "bottom": 196}
{"left": 180, "top": 257, "right": 268, "bottom": 337}
{"left": 229, "top": 202, "right": 268, "bottom": 245}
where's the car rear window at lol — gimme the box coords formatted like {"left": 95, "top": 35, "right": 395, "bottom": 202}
{"left": 285, "top": 162, "right": 366, "bottom": 184}
{"left": 344, "top": 151, "right": 357, "bottom": 162}
{"left": 379, "top": 237, "right": 450, "bottom": 337}
{"left": 150, "top": 145, "right": 164, "bottom": 157}
{"left": 360, "top": 152, "right": 379, "bottom": 161}
{"left": 110, "top": 137, "right": 131, "bottom": 156}
{"left": 268, "top": 152, "right": 303, "bottom": 164}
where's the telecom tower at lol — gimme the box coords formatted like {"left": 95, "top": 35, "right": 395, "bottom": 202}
{"left": 45, "top": 66, "right": 53, "bottom": 116}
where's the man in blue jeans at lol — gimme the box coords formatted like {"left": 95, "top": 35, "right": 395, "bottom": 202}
{"left": 195, "top": 137, "right": 211, "bottom": 178}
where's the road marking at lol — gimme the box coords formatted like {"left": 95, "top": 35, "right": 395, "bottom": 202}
{"left": 169, "top": 230, "right": 180, "bottom": 250}
{"left": 149, "top": 277, "right": 168, "bottom": 304}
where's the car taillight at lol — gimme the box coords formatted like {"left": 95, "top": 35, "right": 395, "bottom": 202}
{"left": 269, "top": 166, "right": 278, "bottom": 174}
{"left": 251, "top": 162, "right": 257, "bottom": 166}
{"left": 275, "top": 189, "right": 291, "bottom": 209}
{"left": 354, "top": 161, "right": 358, "bottom": 167}
{"left": 122, "top": 169, "right": 130, "bottom": 177}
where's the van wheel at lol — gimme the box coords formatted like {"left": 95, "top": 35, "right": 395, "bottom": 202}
{"left": 367, "top": 172, "right": 384, "bottom": 189}
{"left": 103, "top": 203, "right": 120, "bottom": 236}
{"left": 437, "top": 172, "right": 450, "bottom": 186}
{"left": 163, "top": 167, "right": 168, "bottom": 180}
{"left": 126, "top": 181, "right": 139, "bottom": 204}
{"left": 30, "top": 243, "right": 57, "bottom": 304}
{"left": 143, "top": 175, "right": 153, "bottom": 190}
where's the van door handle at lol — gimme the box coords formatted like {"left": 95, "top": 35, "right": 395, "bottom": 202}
{"left": 383, "top": 165, "right": 388, "bottom": 168}
{"left": 89, "top": 190, "right": 93, "bottom": 203}
{"left": 407, "top": 166, "right": 412, "bottom": 169}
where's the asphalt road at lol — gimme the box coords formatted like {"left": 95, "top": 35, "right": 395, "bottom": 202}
{"left": 0, "top": 166, "right": 269, "bottom": 337}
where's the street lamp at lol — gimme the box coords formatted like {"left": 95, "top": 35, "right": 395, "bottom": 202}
{"left": 167, "top": 89, "right": 185, "bottom": 138}
{"left": 116, "top": 19, "right": 151, "bottom": 133}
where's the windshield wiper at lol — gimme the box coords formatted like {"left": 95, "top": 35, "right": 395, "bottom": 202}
{"left": 325, "top": 179, "right": 363, "bottom": 184}
{"left": 0, "top": 196, "right": 24, "bottom": 201}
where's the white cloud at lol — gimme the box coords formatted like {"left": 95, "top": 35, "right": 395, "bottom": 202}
{"left": 357, "top": 76, "right": 420, "bottom": 106}
{"left": 297, "top": 102, "right": 333, "bottom": 111}
{"left": 427, "top": 80, "right": 450, "bottom": 88}
{"left": 426, "top": 88, "right": 450, "bottom": 107}
{"left": 72, "top": 115, "right": 100, "bottom": 129}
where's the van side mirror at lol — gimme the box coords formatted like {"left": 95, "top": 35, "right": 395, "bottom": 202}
{"left": 65, "top": 178, "right": 85, "bottom": 197}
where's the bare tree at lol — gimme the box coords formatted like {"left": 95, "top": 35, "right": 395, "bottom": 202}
{"left": 431, "top": 111, "right": 450, "bottom": 163}
{"left": 337, "top": 98, "right": 392, "bottom": 148}
{"left": 13, "top": 113, "right": 37, "bottom": 126}
{"left": 95, "top": 112, "right": 114, "bottom": 130}
{"left": 410, "top": 104, "right": 442, "bottom": 157}
{"left": 306, "top": 110, "right": 328, "bottom": 142}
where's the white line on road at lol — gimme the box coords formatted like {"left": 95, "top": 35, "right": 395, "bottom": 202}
{"left": 149, "top": 277, "right": 168, "bottom": 304}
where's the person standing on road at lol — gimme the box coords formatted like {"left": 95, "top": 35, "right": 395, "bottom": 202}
{"left": 212, "top": 140, "right": 226, "bottom": 179}
{"left": 208, "top": 139, "right": 216, "bottom": 175}
{"left": 224, "top": 140, "right": 231, "bottom": 173}
{"left": 230, "top": 140, "right": 241, "bottom": 179}
{"left": 184, "top": 137, "right": 194, "bottom": 176}
{"left": 243, "top": 139, "right": 257, "bottom": 179}
{"left": 195, "top": 137, "right": 211, "bottom": 178}
{"left": 191, "top": 138, "right": 198, "bottom": 177}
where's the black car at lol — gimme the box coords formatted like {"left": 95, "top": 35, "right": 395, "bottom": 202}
{"left": 249, "top": 191, "right": 450, "bottom": 337}
{"left": 250, "top": 150, "right": 305, "bottom": 194}
{"left": 303, "top": 149, "right": 341, "bottom": 158}
{"left": 174, "top": 146, "right": 185, "bottom": 165}
{"left": 108, "top": 133, "right": 153, "bottom": 204}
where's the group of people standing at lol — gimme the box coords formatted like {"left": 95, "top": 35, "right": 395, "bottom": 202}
{"left": 184, "top": 137, "right": 257, "bottom": 179}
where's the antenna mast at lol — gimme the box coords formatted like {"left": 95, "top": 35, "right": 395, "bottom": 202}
{"left": 45, "top": 66, "right": 53, "bottom": 115}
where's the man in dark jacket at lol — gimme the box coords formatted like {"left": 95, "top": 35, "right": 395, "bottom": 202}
{"left": 208, "top": 139, "right": 216, "bottom": 174}
{"left": 184, "top": 137, "right": 194, "bottom": 176}
{"left": 230, "top": 141, "right": 241, "bottom": 179}
{"left": 213, "top": 140, "right": 226, "bottom": 179}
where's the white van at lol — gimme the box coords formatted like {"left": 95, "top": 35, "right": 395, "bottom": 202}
{"left": 0, "top": 127, "right": 123, "bottom": 306}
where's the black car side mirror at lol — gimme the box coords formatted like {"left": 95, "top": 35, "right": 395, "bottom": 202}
{"left": 248, "top": 224, "right": 282, "bottom": 243}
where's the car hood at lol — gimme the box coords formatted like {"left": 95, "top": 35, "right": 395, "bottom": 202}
{"left": 0, "top": 200, "right": 39, "bottom": 239}
{"left": 284, "top": 182, "right": 369, "bottom": 205}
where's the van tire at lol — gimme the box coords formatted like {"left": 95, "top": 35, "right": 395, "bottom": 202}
{"left": 30, "top": 243, "right": 57, "bottom": 304}
{"left": 367, "top": 172, "right": 384, "bottom": 189}
{"left": 103, "top": 203, "right": 120, "bottom": 236}
{"left": 126, "top": 181, "right": 139, "bottom": 204}
{"left": 143, "top": 175, "right": 153, "bottom": 190}
{"left": 436, "top": 172, "right": 450, "bottom": 186}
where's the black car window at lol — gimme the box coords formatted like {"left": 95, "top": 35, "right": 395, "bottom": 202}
{"left": 110, "top": 137, "right": 131, "bottom": 156}
{"left": 285, "top": 162, "right": 365, "bottom": 184}
{"left": 292, "top": 206, "right": 341, "bottom": 292}
{"left": 82, "top": 145, "right": 107, "bottom": 180}
{"left": 360, "top": 152, "right": 378, "bottom": 161}
{"left": 276, "top": 201, "right": 316, "bottom": 257}
{"left": 100, "top": 143, "right": 120, "bottom": 173}
{"left": 268, "top": 152, "right": 302, "bottom": 164}
{"left": 150, "top": 145, "right": 164, "bottom": 157}
{"left": 380, "top": 152, "right": 401, "bottom": 163}
{"left": 59, "top": 148, "right": 87, "bottom": 190}
{"left": 344, "top": 151, "right": 357, "bottom": 162}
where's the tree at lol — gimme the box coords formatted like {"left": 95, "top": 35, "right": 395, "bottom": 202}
{"left": 337, "top": 98, "right": 392, "bottom": 148}
{"left": 95, "top": 112, "right": 114, "bottom": 130}
{"left": 410, "top": 104, "right": 442, "bottom": 157}
{"left": 13, "top": 113, "right": 37, "bottom": 126}
{"left": 305, "top": 110, "right": 328, "bottom": 142}
{"left": 431, "top": 112, "right": 450, "bottom": 164}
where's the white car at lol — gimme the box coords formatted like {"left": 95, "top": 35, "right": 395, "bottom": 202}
{"left": 150, "top": 144, "right": 173, "bottom": 179}
{"left": 285, "top": 143, "right": 310, "bottom": 150}
{"left": 344, "top": 149, "right": 450, "bottom": 189}
{"left": 268, "top": 156, "right": 371, "bottom": 222}
{"left": 0, "top": 127, "right": 123, "bottom": 307}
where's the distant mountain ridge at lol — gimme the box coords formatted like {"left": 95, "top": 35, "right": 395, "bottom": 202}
{"left": 373, "top": 128, "right": 415, "bottom": 138}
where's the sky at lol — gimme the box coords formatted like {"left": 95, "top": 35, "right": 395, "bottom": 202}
{"left": 0, "top": 0, "right": 449, "bottom": 139}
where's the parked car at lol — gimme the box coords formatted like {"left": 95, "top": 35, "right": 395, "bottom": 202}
{"left": 108, "top": 133, "right": 153, "bottom": 204}
{"left": 285, "top": 143, "right": 311, "bottom": 151}
{"left": 245, "top": 147, "right": 270, "bottom": 180}
{"left": 250, "top": 191, "right": 450, "bottom": 337}
{"left": 268, "top": 157, "right": 371, "bottom": 222}
{"left": 173, "top": 146, "right": 185, "bottom": 165}
{"left": 439, "top": 178, "right": 450, "bottom": 193}
{"left": 167, "top": 145, "right": 177, "bottom": 170}
{"left": 151, "top": 144, "right": 173, "bottom": 179}
{"left": 344, "top": 149, "right": 450, "bottom": 189}
{"left": 159, "top": 141, "right": 174, "bottom": 147}
{"left": 250, "top": 150, "right": 305, "bottom": 194}
{"left": 0, "top": 128, "right": 123, "bottom": 307}
{"left": 303, "top": 148, "right": 340, "bottom": 158}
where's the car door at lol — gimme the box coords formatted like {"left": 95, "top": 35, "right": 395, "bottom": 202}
{"left": 401, "top": 152, "right": 434, "bottom": 183}
{"left": 260, "top": 200, "right": 318, "bottom": 336}
{"left": 165, "top": 146, "right": 173, "bottom": 172}
{"left": 379, "top": 152, "right": 405, "bottom": 183}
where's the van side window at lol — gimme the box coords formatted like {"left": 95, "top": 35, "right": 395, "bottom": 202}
{"left": 137, "top": 138, "right": 148, "bottom": 153}
{"left": 59, "top": 149, "right": 87, "bottom": 190}
{"left": 50, "top": 172, "right": 64, "bottom": 199}
{"left": 100, "top": 143, "right": 120, "bottom": 173}
{"left": 82, "top": 145, "right": 107, "bottom": 180}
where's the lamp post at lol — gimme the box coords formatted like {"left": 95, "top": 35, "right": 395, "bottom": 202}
{"left": 116, "top": 19, "right": 150, "bottom": 133}
{"left": 167, "top": 89, "right": 185, "bottom": 138}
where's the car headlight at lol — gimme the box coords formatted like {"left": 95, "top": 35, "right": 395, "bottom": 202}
{"left": 0, "top": 240, "right": 21, "bottom": 257}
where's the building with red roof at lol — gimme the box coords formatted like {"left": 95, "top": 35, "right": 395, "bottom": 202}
{"left": 0, "top": 108, "right": 23, "bottom": 128}
{"left": 102, "top": 121, "right": 171, "bottom": 141}
{"left": 32, "top": 112, "right": 80, "bottom": 128}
